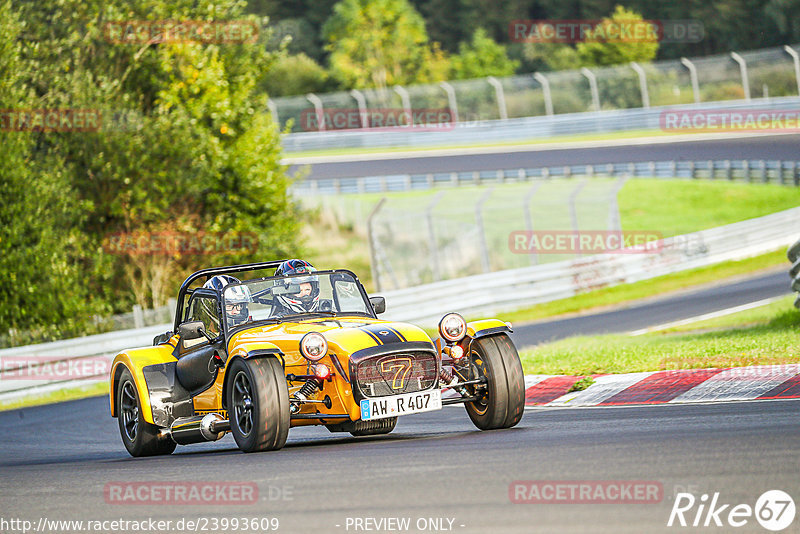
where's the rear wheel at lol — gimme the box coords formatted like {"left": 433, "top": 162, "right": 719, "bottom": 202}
{"left": 464, "top": 334, "right": 525, "bottom": 430}
{"left": 117, "top": 368, "right": 176, "bottom": 457}
{"left": 227, "top": 357, "right": 290, "bottom": 452}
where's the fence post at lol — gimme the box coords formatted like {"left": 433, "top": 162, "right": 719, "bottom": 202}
{"left": 607, "top": 176, "right": 628, "bottom": 234}
{"left": 730, "top": 52, "right": 751, "bottom": 101}
{"left": 523, "top": 182, "right": 543, "bottom": 265}
{"left": 439, "top": 81, "right": 459, "bottom": 123}
{"left": 306, "top": 93, "right": 325, "bottom": 132}
{"left": 533, "top": 72, "right": 554, "bottom": 116}
{"left": 475, "top": 188, "right": 494, "bottom": 272}
{"left": 133, "top": 305, "right": 144, "bottom": 329}
{"left": 784, "top": 46, "right": 800, "bottom": 96}
{"left": 367, "top": 198, "right": 387, "bottom": 292}
{"left": 581, "top": 68, "right": 601, "bottom": 111}
{"left": 487, "top": 76, "right": 508, "bottom": 120}
{"left": 426, "top": 193, "right": 445, "bottom": 281}
{"left": 350, "top": 89, "right": 369, "bottom": 128}
{"left": 630, "top": 62, "right": 650, "bottom": 108}
{"left": 680, "top": 58, "right": 701, "bottom": 104}
{"left": 760, "top": 160, "right": 767, "bottom": 183}
{"left": 267, "top": 99, "right": 279, "bottom": 128}
{"left": 394, "top": 85, "right": 412, "bottom": 125}
{"left": 569, "top": 179, "right": 588, "bottom": 255}
{"left": 168, "top": 298, "right": 177, "bottom": 325}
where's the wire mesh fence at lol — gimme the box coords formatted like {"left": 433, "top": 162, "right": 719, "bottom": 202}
{"left": 272, "top": 44, "right": 800, "bottom": 133}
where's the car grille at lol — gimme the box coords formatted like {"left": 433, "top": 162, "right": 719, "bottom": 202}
{"left": 353, "top": 350, "right": 438, "bottom": 398}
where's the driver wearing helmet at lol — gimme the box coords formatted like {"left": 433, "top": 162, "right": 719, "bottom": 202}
{"left": 202, "top": 274, "right": 252, "bottom": 330}
{"left": 270, "top": 259, "right": 320, "bottom": 316}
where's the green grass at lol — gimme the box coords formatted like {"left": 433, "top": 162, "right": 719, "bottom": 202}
{"left": 518, "top": 296, "right": 800, "bottom": 376}
{"left": 618, "top": 180, "right": 800, "bottom": 237}
{"left": 489, "top": 248, "right": 788, "bottom": 325}
{"left": 283, "top": 128, "right": 680, "bottom": 159}
{"left": 0, "top": 382, "right": 108, "bottom": 412}
{"left": 307, "top": 179, "right": 799, "bottom": 296}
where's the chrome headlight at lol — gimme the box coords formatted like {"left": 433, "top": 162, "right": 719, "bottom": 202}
{"left": 438, "top": 313, "right": 467, "bottom": 343}
{"left": 299, "top": 332, "right": 327, "bottom": 362}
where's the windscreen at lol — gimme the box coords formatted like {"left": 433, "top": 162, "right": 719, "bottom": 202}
{"left": 221, "top": 271, "right": 371, "bottom": 328}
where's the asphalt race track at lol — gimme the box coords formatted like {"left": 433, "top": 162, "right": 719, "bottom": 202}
{"left": 509, "top": 269, "right": 790, "bottom": 349}
{"left": 1, "top": 270, "right": 797, "bottom": 533}
{"left": 289, "top": 133, "right": 800, "bottom": 179}
{"left": 1, "top": 397, "right": 799, "bottom": 533}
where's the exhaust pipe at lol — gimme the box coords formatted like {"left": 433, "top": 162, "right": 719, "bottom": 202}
{"left": 169, "top": 413, "right": 229, "bottom": 445}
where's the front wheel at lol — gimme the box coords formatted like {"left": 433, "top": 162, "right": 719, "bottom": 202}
{"left": 464, "top": 334, "right": 525, "bottom": 430}
{"left": 226, "top": 357, "right": 290, "bottom": 452}
{"left": 117, "top": 367, "right": 176, "bottom": 457}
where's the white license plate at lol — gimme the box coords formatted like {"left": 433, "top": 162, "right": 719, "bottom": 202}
{"left": 360, "top": 389, "right": 442, "bottom": 420}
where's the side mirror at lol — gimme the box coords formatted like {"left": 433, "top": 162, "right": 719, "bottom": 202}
{"left": 370, "top": 296, "right": 386, "bottom": 314}
{"left": 177, "top": 321, "right": 208, "bottom": 340}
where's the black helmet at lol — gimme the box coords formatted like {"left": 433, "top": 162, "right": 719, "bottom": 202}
{"left": 273, "top": 259, "right": 320, "bottom": 313}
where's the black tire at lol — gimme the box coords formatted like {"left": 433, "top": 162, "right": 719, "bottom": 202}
{"left": 117, "top": 367, "right": 176, "bottom": 457}
{"left": 226, "top": 357, "right": 290, "bottom": 453}
{"left": 788, "top": 238, "right": 800, "bottom": 263}
{"left": 465, "top": 334, "right": 525, "bottom": 430}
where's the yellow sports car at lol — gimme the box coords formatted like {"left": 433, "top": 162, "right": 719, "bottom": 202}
{"left": 109, "top": 259, "right": 525, "bottom": 456}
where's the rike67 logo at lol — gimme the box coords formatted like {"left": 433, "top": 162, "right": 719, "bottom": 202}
{"left": 668, "top": 490, "right": 796, "bottom": 531}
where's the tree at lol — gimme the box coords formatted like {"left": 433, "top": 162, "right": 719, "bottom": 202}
{"left": 575, "top": 5, "right": 659, "bottom": 67}
{"left": 0, "top": 0, "right": 100, "bottom": 344}
{"left": 260, "top": 53, "right": 334, "bottom": 96}
{"left": 2, "top": 0, "right": 300, "bottom": 337}
{"left": 322, "top": 0, "right": 447, "bottom": 90}
{"left": 451, "top": 28, "right": 519, "bottom": 79}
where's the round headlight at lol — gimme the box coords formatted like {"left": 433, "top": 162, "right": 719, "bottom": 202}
{"left": 439, "top": 313, "right": 467, "bottom": 343}
{"left": 300, "top": 332, "right": 327, "bottom": 362}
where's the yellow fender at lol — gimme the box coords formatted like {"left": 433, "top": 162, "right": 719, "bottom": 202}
{"left": 108, "top": 337, "right": 179, "bottom": 425}
{"left": 466, "top": 319, "right": 512, "bottom": 340}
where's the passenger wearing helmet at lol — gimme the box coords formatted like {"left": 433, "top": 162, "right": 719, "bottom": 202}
{"left": 203, "top": 274, "right": 252, "bottom": 329}
{"left": 270, "top": 259, "right": 320, "bottom": 316}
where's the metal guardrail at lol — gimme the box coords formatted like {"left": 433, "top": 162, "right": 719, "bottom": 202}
{"left": 292, "top": 157, "right": 800, "bottom": 195}
{"left": 789, "top": 237, "right": 800, "bottom": 309}
{"left": 2, "top": 207, "right": 798, "bottom": 404}
{"left": 281, "top": 96, "right": 800, "bottom": 153}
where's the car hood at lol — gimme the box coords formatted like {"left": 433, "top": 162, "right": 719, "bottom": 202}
{"left": 227, "top": 316, "right": 434, "bottom": 366}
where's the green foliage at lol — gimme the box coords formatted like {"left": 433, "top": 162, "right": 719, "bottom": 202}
{"left": 260, "top": 53, "right": 334, "bottom": 96}
{"left": 0, "top": 0, "right": 299, "bottom": 343}
{"left": 322, "top": 0, "right": 448, "bottom": 90}
{"left": 524, "top": 5, "right": 659, "bottom": 71}
{"left": 450, "top": 28, "right": 519, "bottom": 80}
{"left": 575, "top": 5, "right": 659, "bottom": 67}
